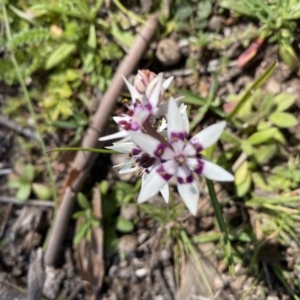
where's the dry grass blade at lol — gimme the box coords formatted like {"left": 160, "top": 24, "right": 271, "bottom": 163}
{"left": 27, "top": 248, "right": 44, "bottom": 300}
{"left": 74, "top": 186, "right": 104, "bottom": 299}
{"left": 44, "top": 14, "right": 159, "bottom": 267}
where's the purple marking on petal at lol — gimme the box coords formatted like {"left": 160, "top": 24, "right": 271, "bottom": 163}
{"left": 156, "top": 165, "right": 172, "bottom": 181}
{"left": 145, "top": 102, "right": 153, "bottom": 111}
{"left": 154, "top": 144, "right": 168, "bottom": 158}
{"left": 131, "top": 148, "right": 142, "bottom": 155}
{"left": 130, "top": 121, "right": 140, "bottom": 131}
{"left": 138, "top": 153, "right": 156, "bottom": 168}
{"left": 190, "top": 139, "right": 203, "bottom": 152}
{"left": 178, "top": 174, "right": 193, "bottom": 184}
{"left": 193, "top": 159, "right": 204, "bottom": 174}
{"left": 126, "top": 109, "right": 134, "bottom": 116}
{"left": 170, "top": 132, "right": 186, "bottom": 143}
{"left": 118, "top": 120, "right": 131, "bottom": 130}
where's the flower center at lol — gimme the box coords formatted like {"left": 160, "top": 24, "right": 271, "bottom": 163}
{"left": 175, "top": 154, "right": 186, "bottom": 165}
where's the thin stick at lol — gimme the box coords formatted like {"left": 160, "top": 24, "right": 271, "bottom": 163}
{"left": 0, "top": 114, "right": 39, "bottom": 141}
{"left": 0, "top": 196, "right": 54, "bottom": 207}
{"left": 44, "top": 14, "right": 159, "bottom": 266}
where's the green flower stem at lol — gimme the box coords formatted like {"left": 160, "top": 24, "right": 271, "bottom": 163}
{"left": 2, "top": 5, "right": 58, "bottom": 209}
{"left": 47, "top": 147, "right": 117, "bottom": 154}
{"left": 206, "top": 179, "right": 235, "bottom": 276}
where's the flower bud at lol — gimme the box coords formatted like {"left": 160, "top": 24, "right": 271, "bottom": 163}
{"left": 134, "top": 70, "right": 157, "bottom": 94}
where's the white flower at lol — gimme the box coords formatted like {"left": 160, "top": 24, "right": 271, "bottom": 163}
{"left": 99, "top": 73, "right": 177, "bottom": 142}
{"left": 107, "top": 141, "right": 169, "bottom": 203}
{"left": 128, "top": 100, "right": 234, "bottom": 215}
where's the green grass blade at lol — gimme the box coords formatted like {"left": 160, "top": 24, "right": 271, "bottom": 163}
{"left": 228, "top": 61, "right": 277, "bottom": 121}
{"left": 206, "top": 179, "right": 235, "bottom": 276}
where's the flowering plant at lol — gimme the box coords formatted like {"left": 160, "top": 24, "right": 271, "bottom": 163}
{"left": 100, "top": 70, "right": 234, "bottom": 216}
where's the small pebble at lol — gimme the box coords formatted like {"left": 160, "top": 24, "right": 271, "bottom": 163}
{"left": 108, "top": 265, "right": 118, "bottom": 277}
{"left": 208, "top": 16, "right": 223, "bottom": 31}
{"left": 118, "top": 234, "right": 137, "bottom": 255}
{"left": 121, "top": 205, "right": 137, "bottom": 220}
{"left": 160, "top": 249, "right": 171, "bottom": 261}
{"left": 156, "top": 39, "right": 181, "bottom": 66}
{"left": 135, "top": 268, "right": 147, "bottom": 278}
{"left": 266, "top": 296, "right": 279, "bottom": 300}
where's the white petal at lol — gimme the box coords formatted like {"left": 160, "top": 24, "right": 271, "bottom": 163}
{"left": 157, "top": 118, "right": 167, "bottom": 132}
{"left": 106, "top": 142, "right": 136, "bottom": 153}
{"left": 156, "top": 96, "right": 185, "bottom": 118}
{"left": 190, "top": 121, "right": 226, "bottom": 150}
{"left": 137, "top": 165, "right": 168, "bottom": 203}
{"left": 177, "top": 173, "right": 199, "bottom": 216}
{"left": 119, "top": 160, "right": 139, "bottom": 174}
{"left": 134, "top": 109, "right": 149, "bottom": 124}
{"left": 99, "top": 130, "right": 128, "bottom": 141}
{"left": 179, "top": 103, "right": 189, "bottom": 135}
{"left": 167, "top": 99, "right": 185, "bottom": 140}
{"left": 148, "top": 79, "right": 162, "bottom": 108}
{"left": 160, "top": 183, "right": 169, "bottom": 203}
{"left": 145, "top": 74, "right": 163, "bottom": 99}
{"left": 162, "top": 76, "right": 174, "bottom": 90}
{"left": 113, "top": 115, "right": 131, "bottom": 123}
{"left": 129, "top": 131, "right": 162, "bottom": 157}
{"left": 122, "top": 76, "right": 141, "bottom": 103}
{"left": 201, "top": 159, "right": 234, "bottom": 181}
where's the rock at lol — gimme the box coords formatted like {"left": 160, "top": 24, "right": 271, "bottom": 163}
{"left": 265, "top": 78, "right": 281, "bottom": 94}
{"left": 160, "top": 249, "right": 171, "bottom": 261}
{"left": 118, "top": 234, "right": 137, "bottom": 255}
{"left": 121, "top": 205, "right": 138, "bottom": 220}
{"left": 135, "top": 268, "right": 147, "bottom": 278}
{"left": 156, "top": 39, "right": 181, "bottom": 66}
{"left": 208, "top": 16, "right": 223, "bottom": 31}
{"left": 266, "top": 296, "right": 279, "bottom": 300}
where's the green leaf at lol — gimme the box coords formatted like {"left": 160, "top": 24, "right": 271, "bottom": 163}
{"left": 273, "top": 128, "right": 286, "bottom": 144}
{"left": 241, "top": 141, "right": 254, "bottom": 155}
{"left": 228, "top": 61, "right": 277, "bottom": 120}
{"left": 220, "top": 131, "right": 241, "bottom": 145}
{"left": 76, "top": 0, "right": 92, "bottom": 20}
{"left": 100, "top": 180, "right": 109, "bottom": 195}
{"left": 72, "top": 211, "right": 87, "bottom": 219}
{"left": 269, "top": 112, "right": 298, "bottom": 128}
{"left": 87, "top": 24, "right": 96, "bottom": 49}
{"left": 104, "top": 226, "right": 118, "bottom": 254}
{"left": 252, "top": 172, "right": 271, "bottom": 191}
{"left": 279, "top": 43, "right": 300, "bottom": 71}
{"left": 181, "top": 90, "right": 206, "bottom": 105}
{"left": 77, "top": 193, "right": 90, "bottom": 209}
{"left": 257, "top": 120, "right": 270, "bottom": 130}
{"left": 16, "top": 184, "right": 31, "bottom": 202}
{"left": 235, "top": 161, "right": 249, "bottom": 186}
{"left": 45, "top": 43, "right": 76, "bottom": 70}
{"left": 274, "top": 92, "right": 296, "bottom": 112}
{"left": 32, "top": 183, "right": 52, "bottom": 200}
{"left": 116, "top": 216, "right": 134, "bottom": 233}
{"left": 254, "top": 144, "right": 277, "bottom": 165}
{"left": 111, "top": 24, "right": 134, "bottom": 48}
{"left": 73, "top": 221, "right": 90, "bottom": 244}
{"left": 8, "top": 177, "right": 21, "bottom": 188}
{"left": 246, "top": 127, "right": 277, "bottom": 145}
{"left": 24, "top": 164, "right": 35, "bottom": 182}
{"left": 236, "top": 171, "right": 252, "bottom": 197}
{"left": 261, "top": 93, "right": 275, "bottom": 114}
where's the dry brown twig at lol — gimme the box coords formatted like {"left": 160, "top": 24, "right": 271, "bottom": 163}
{"left": 44, "top": 14, "right": 159, "bottom": 266}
